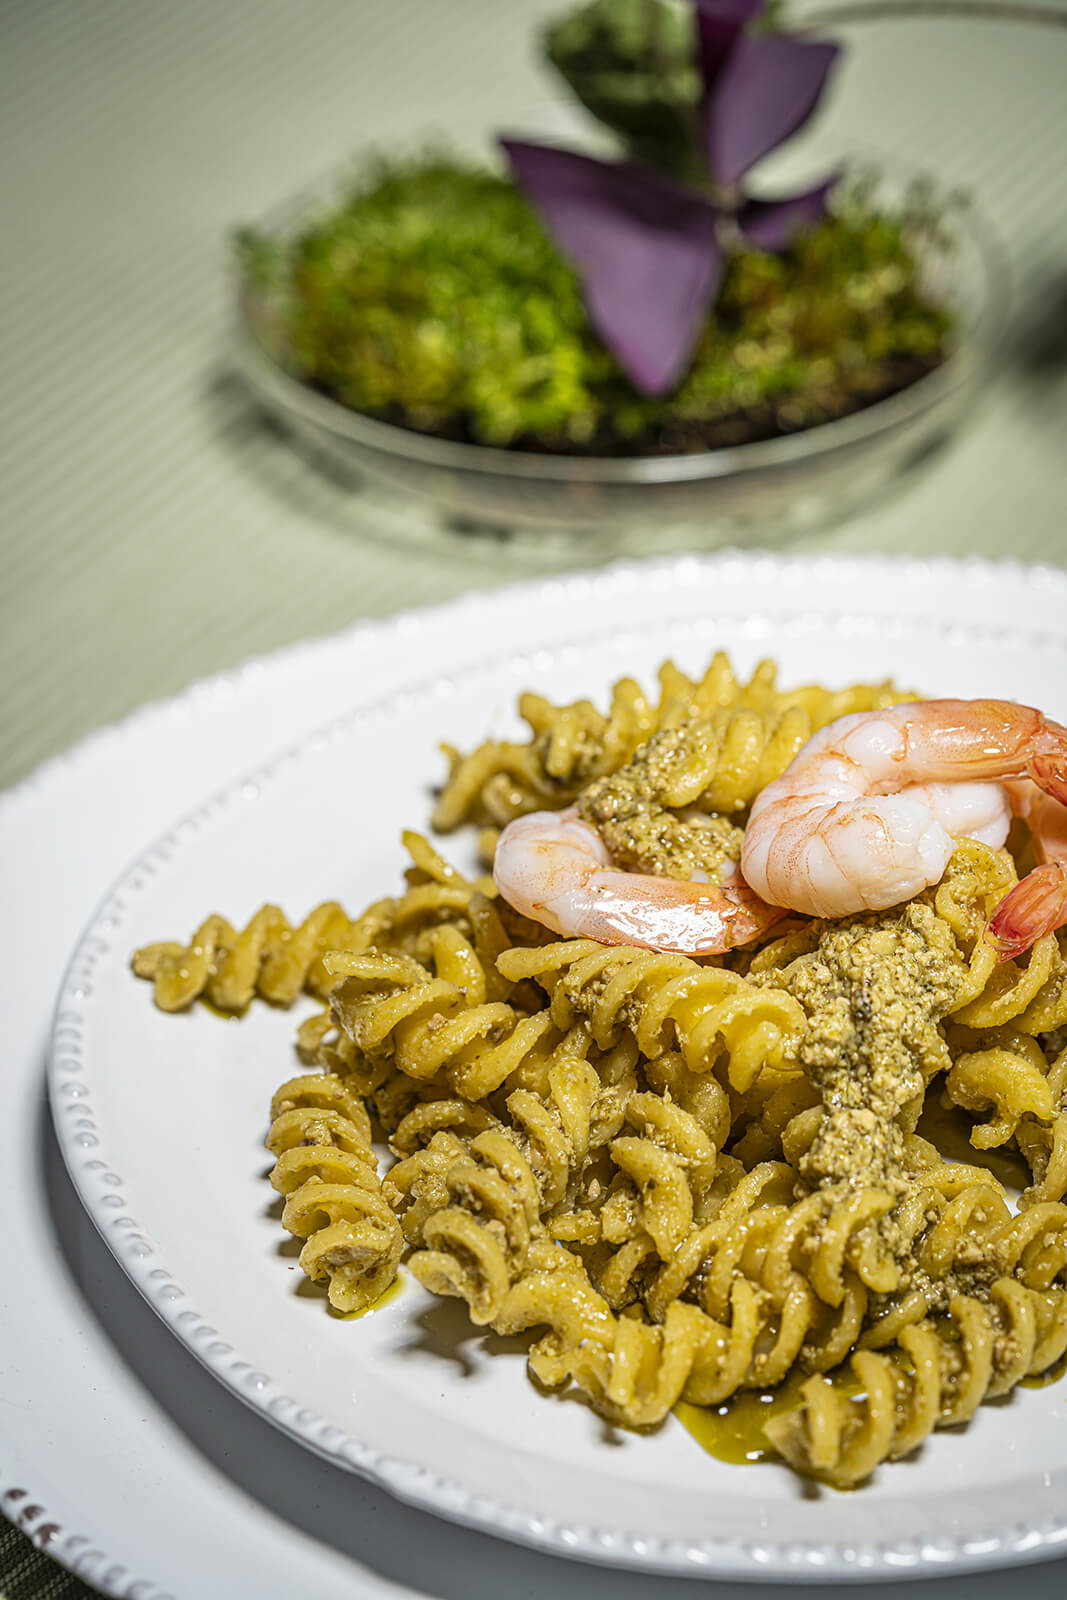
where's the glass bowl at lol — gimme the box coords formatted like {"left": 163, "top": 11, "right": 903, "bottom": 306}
{"left": 232, "top": 161, "right": 1004, "bottom": 539}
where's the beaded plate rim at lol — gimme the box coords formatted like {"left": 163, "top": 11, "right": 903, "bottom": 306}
{"left": 27, "top": 551, "right": 1067, "bottom": 1589}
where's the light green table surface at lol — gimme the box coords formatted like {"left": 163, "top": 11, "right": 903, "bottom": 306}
{"left": 2, "top": 1, "right": 1065, "bottom": 1595}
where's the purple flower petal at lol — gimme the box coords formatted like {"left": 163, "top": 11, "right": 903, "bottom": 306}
{"left": 501, "top": 139, "right": 723, "bottom": 396}
{"left": 694, "top": 0, "right": 765, "bottom": 92}
{"left": 707, "top": 33, "right": 840, "bottom": 185}
{"left": 737, "top": 173, "right": 838, "bottom": 250}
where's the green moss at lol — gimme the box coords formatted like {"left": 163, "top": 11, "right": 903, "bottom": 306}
{"left": 240, "top": 157, "right": 954, "bottom": 455}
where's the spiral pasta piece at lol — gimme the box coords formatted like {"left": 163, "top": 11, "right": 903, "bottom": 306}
{"left": 648, "top": 1046, "right": 732, "bottom": 1140}
{"left": 266, "top": 1073, "right": 402, "bottom": 1313}
{"left": 400, "top": 1041, "right": 630, "bottom": 1247}
{"left": 401, "top": 1037, "right": 630, "bottom": 1311}
{"left": 383, "top": 1129, "right": 471, "bottom": 1245}
{"left": 606, "top": 1091, "right": 720, "bottom": 1261}
{"left": 402, "top": 1029, "right": 648, "bottom": 1320}
{"left": 433, "top": 651, "right": 907, "bottom": 833}
{"left": 326, "top": 940, "right": 566, "bottom": 1100}
{"left": 1012, "top": 930, "right": 1067, "bottom": 1035}
{"left": 506, "top": 1051, "right": 604, "bottom": 1211}
{"left": 765, "top": 1282, "right": 1067, "bottom": 1486}
{"left": 498, "top": 940, "right": 804, "bottom": 1092}
{"left": 132, "top": 831, "right": 492, "bottom": 1013}
{"left": 493, "top": 1252, "right": 836, "bottom": 1427}
{"left": 408, "top": 1128, "right": 545, "bottom": 1323}
{"left": 576, "top": 708, "right": 814, "bottom": 832}
{"left": 132, "top": 901, "right": 375, "bottom": 1012}
{"left": 932, "top": 840, "right": 1067, "bottom": 1030}
{"left": 944, "top": 1026, "right": 1056, "bottom": 1150}
{"left": 926, "top": 844, "right": 1067, "bottom": 1203}
{"left": 641, "top": 1172, "right": 887, "bottom": 1373}
{"left": 1015, "top": 1041, "right": 1067, "bottom": 1204}
{"left": 727, "top": 1065, "right": 821, "bottom": 1167}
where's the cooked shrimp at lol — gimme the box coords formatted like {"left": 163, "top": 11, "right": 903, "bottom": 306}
{"left": 987, "top": 780, "right": 1067, "bottom": 960}
{"left": 492, "top": 807, "right": 785, "bottom": 957}
{"left": 741, "top": 700, "right": 1067, "bottom": 939}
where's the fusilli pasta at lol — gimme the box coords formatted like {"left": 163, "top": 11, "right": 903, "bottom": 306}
{"left": 433, "top": 651, "right": 907, "bottom": 835}
{"left": 132, "top": 649, "right": 1067, "bottom": 1489}
{"left": 266, "top": 1073, "right": 403, "bottom": 1313}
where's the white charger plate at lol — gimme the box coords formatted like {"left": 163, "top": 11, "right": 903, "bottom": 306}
{"left": 43, "top": 556, "right": 1067, "bottom": 1584}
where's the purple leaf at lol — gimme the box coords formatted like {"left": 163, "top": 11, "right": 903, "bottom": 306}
{"left": 737, "top": 173, "right": 838, "bottom": 250}
{"left": 502, "top": 139, "right": 723, "bottom": 396}
{"left": 706, "top": 33, "right": 840, "bottom": 185}
{"left": 694, "top": 0, "right": 765, "bottom": 91}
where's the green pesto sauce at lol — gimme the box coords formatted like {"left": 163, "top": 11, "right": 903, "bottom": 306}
{"left": 577, "top": 728, "right": 744, "bottom": 879}
{"left": 1020, "top": 1349, "right": 1067, "bottom": 1390}
{"left": 674, "top": 1366, "right": 864, "bottom": 1470}
{"left": 329, "top": 1270, "right": 405, "bottom": 1321}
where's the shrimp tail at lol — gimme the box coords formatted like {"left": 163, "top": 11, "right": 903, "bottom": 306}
{"left": 720, "top": 877, "right": 789, "bottom": 949}
{"left": 1030, "top": 748, "right": 1067, "bottom": 809}
{"left": 986, "top": 861, "right": 1067, "bottom": 963}
{"left": 572, "top": 871, "right": 786, "bottom": 957}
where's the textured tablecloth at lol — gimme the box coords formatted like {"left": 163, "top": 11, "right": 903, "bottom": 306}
{"left": 2, "top": 0, "right": 1065, "bottom": 1594}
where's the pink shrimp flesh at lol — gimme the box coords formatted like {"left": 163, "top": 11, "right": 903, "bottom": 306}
{"left": 740, "top": 699, "right": 1067, "bottom": 949}
{"left": 987, "top": 780, "right": 1067, "bottom": 961}
{"left": 492, "top": 808, "right": 786, "bottom": 957}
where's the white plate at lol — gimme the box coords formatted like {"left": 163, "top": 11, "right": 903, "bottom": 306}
{"left": 44, "top": 555, "right": 1067, "bottom": 1584}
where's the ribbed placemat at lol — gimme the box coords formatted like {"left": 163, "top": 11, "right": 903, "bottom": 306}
{"left": 2, "top": 1, "right": 1065, "bottom": 1595}
{"left": 0, "top": 1522, "right": 100, "bottom": 1600}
